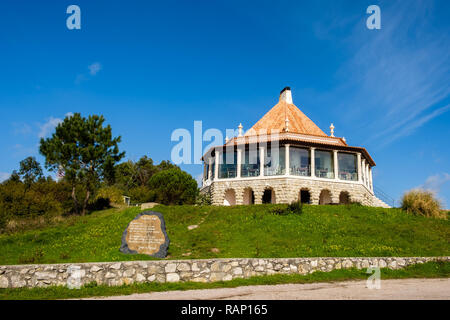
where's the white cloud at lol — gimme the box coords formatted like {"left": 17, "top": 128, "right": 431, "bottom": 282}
{"left": 419, "top": 173, "right": 450, "bottom": 194}
{"left": 39, "top": 117, "right": 63, "bottom": 138}
{"left": 38, "top": 112, "right": 73, "bottom": 138}
{"left": 75, "top": 62, "right": 102, "bottom": 84}
{"left": 88, "top": 62, "right": 102, "bottom": 76}
{"left": 316, "top": 1, "right": 450, "bottom": 146}
{"left": 0, "top": 172, "right": 10, "bottom": 182}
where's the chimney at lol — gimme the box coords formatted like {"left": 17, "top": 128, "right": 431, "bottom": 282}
{"left": 279, "top": 87, "right": 293, "bottom": 104}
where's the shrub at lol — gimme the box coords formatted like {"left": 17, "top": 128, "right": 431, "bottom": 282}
{"left": 0, "top": 210, "right": 7, "bottom": 232}
{"left": 401, "top": 189, "right": 445, "bottom": 219}
{"left": 88, "top": 197, "right": 111, "bottom": 211}
{"left": 288, "top": 201, "right": 303, "bottom": 215}
{"left": 196, "top": 191, "right": 212, "bottom": 206}
{"left": 148, "top": 168, "right": 199, "bottom": 205}
{"left": 95, "top": 186, "right": 124, "bottom": 205}
{"left": 128, "top": 186, "right": 155, "bottom": 204}
{"left": 270, "top": 201, "right": 303, "bottom": 216}
{"left": 269, "top": 206, "right": 288, "bottom": 216}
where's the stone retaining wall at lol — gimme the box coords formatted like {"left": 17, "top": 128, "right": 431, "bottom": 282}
{"left": 208, "top": 177, "right": 375, "bottom": 206}
{"left": 0, "top": 256, "right": 448, "bottom": 289}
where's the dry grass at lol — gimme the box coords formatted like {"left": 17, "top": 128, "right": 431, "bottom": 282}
{"left": 401, "top": 189, "right": 446, "bottom": 219}
{"left": 4, "top": 214, "right": 75, "bottom": 234}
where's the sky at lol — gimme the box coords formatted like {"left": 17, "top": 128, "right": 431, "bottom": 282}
{"left": 0, "top": 0, "right": 449, "bottom": 207}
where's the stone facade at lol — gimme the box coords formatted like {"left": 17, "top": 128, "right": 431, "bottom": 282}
{"left": 0, "top": 256, "right": 447, "bottom": 289}
{"left": 204, "top": 177, "right": 375, "bottom": 206}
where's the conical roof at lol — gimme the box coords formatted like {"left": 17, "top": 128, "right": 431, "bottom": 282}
{"left": 245, "top": 90, "right": 327, "bottom": 137}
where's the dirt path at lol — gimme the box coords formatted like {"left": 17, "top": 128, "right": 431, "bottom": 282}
{"left": 88, "top": 278, "right": 450, "bottom": 300}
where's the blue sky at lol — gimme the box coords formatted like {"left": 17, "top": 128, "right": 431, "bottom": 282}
{"left": 0, "top": 0, "right": 449, "bottom": 207}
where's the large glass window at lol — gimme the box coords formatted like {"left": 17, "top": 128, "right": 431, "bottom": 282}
{"left": 315, "top": 150, "right": 334, "bottom": 179}
{"left": 290, "top": 147, "right": 310, "bottom": 176}
{"left": 241, "top": 147, "right": 260, "bottom": 177}
{"left": 264, "top": 146, "right": 286, "bottom": 176}
{"left": 218, "top": 152, "right": 237, "bottom": 179}
{"left": 338, "top": 152, "right": 357, "bottom": 181}
{"left": 211, "top": 160, "right": 215, "bottom": 180}
{"left": 204, "top": 163, "right": 209, "bottom": 180}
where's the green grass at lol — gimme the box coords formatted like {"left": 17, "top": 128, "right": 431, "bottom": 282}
{"left": 0, "top": 204, "right": 449, "bottom": 265}
{"left": 1, "top": 261, "right": 448, "bottom": 300}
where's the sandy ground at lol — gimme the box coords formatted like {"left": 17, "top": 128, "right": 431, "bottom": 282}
{"left": 87, "top": 278, "right": 450, "bottom": 300}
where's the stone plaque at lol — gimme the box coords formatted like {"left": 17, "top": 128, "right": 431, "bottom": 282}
{"left": 120, "top": 211, "right": 170, "bottom": 258}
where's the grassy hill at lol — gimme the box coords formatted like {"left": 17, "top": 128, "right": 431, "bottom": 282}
{"left": 0, "top": 204, "right": 449, "bottom": 265}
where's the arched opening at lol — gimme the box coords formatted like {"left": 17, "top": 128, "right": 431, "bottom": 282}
{"left": 319, "top": 189, "right": 332, "bottom": 205}
{"left": 262, "top": 188, "right": 276, "bottom": 204}
{"left": 299, "top": 189, "right": 311, "bottom": 204}
{"left": 243, "top": 188, "right": 255, "bottom": 205}
{"left": 223, "top": 189, "right": 236, "bottom": 206}
{"left": 339, "top": 191, "right": 350, "bottom": 204}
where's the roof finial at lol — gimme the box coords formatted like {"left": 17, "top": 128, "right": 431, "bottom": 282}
{"left": 238, "top": 123, "right": 243, "bottom": 137}
{"left": 285, "top": 117, "right": 290, "bottom": 132}
{"left": 279, "top": 87, "right": 293, "bottom": 104}
{"left": 225, "top": 136, "right": 229, "bottom": 143}
{"left": 330, "top": 123, "right": 335, "bottom": 137}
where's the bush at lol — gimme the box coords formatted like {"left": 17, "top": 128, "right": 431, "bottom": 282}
{"left": 0, "top": 210, "right": 7, "bottom": 232}
{"left": 95, "top": 186, "right": 124, "bottom": 205}
{"left": 127, "top": 186, "right": 155, "bottom": 204}
{"left": 88, "top": 197, "right": 111, "bottom": 211}
{"left": 196, "top": 191, "right": 212, "bottom": 206}
{"left": 401, "top": 189, "right": 445, "bottom": 219}
{"left": 0, "top": 179, "right": 69, "bottom": 218}
{"left": 148, "top": 168, "right": 199, "bottom": 205}
{"left": 288, "top": 201, "right": 303, "bottom": 214}
{"left": 270, "top": 201, "right": 303, "bottom": 216}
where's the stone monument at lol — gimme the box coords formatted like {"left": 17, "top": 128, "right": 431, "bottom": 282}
{"left": 120, "top": 211, "right": 170, "bottom": 258}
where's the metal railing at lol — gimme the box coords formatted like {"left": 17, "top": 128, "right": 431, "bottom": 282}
{"left": 373, "top": 185, "right": 397, "bottom": 208}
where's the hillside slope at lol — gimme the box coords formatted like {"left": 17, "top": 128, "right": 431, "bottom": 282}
{"left": 0, "top": 204, "right": 448, "bottom": 265}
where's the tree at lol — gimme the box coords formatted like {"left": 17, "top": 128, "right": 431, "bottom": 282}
{"left": 7, "top": 171, "right": 21, "bottom": 183}
{"left": 136, "top": 156, "right": 157, "bottom": 186}
{"left": 39, "top": 113, "right": 125, "bottom": 215}
{"left": 157, "top": 160, "right": 178, "bottom": 172}
{"left": 114, "top": 160, "right": 138, "bottom": 191}
{"left": 148, "top": 168, "right": 198, "bottom": 205}
{"left": 113, "top": 156, "right": 158, "bottom": 191}
{"left": 18, "top": 157, "right": 43, "bottom": 187}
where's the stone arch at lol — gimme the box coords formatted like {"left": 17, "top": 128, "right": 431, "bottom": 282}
{"left": 299, "top": 188, "right": 311, "bottom": 204}
{"left": 262, "top": 187, "right": 276, "bottom": 204}
{"left": 319, "top": 189, "right": 332, "bottom": 205}
{"left": 243, "top": 187, "right": 255, "bottom": 205}
{"left": 339, "top": 191, "right": 351, "bottom": 204}
{"left": 223, "top": 189, "right": 236, "bottom": 206}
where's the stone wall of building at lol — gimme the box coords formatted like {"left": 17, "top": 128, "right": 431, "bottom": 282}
{"left": 0, "top": 256, "right": 448, "bottom": 289}
{"left": 208, "top": 177, "right": 375, "bottom": 206}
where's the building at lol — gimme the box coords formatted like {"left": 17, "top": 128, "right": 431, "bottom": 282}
{"left": 200, "top": 87, "right": 389, "bottom": 207}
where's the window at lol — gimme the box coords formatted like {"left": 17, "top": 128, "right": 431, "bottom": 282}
{"left": 204, "top": 163, "right": 209, "bottom": 180}
{"left": 264, "top": 146, "right": 285, "bottom": 176}
{"left": 290, "top": 147, "right": 310, "bottom": 176}
{"left": 315, "top": 150, "right": 334, "bottom": 179}
{"left": 218, "top": 152, "right": 237, "bottom": 179}
{"left": 338, "top": 153, "right": 357, "bottom": 181}
{"left": 241, "top": 147, "right": 260, "bottom": 177}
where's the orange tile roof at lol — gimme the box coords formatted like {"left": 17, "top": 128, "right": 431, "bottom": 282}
{"left": 245, "top": 100, "right": 328, "bottom": 137}
{"left": 200, "top": 88, "right": 376, "bottom": 167}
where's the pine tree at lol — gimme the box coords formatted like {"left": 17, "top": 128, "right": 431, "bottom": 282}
{"left": 39, "top": 113, "right": 125, "bottom": 215}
